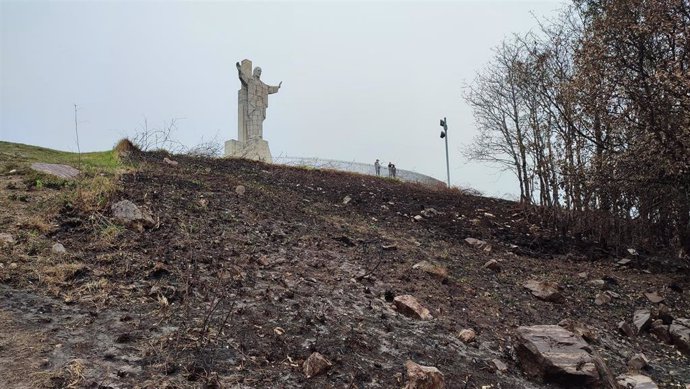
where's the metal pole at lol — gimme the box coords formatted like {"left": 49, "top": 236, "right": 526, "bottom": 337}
{"left": 444, "top": 117, "right": 450, "bottom": 187}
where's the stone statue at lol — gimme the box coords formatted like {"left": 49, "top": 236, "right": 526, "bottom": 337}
{"left": 225, "top": 59, "right": 282, "bottom": 162}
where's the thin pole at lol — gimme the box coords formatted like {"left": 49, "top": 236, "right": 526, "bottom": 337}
{"left": 74, "top": 104, "right": 81, "bottom": 167}
{"left": 444, "top": 117, "right": 450, "bottom": 187}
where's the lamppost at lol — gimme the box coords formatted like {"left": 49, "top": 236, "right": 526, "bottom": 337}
{"left": 439, "top": 117, "right": 450, "bottom": 187}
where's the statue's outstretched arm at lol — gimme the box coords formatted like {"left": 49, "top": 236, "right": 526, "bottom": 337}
{"left": 268, "top": 81, "right": 282, "bottom": 94}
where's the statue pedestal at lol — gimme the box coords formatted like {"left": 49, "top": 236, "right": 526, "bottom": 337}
{"left": 224, "top": 139, "right": 272, "bottom": 163}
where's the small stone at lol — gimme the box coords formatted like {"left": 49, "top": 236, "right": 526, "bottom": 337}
{"left": 458, "top": 329, "right": 476, "bottom": 343}
{"left": 111, "top": 200, "right": 155, "bottom": 228}
{"left": 628, "top": 353, "right": 649, "bottom": 371}
{"left": 589, "top": 279, "right": 606, "bottom": 289}
{"left": 616, "top": 373, "right": 658, "bottom": 389}
{"left": 523, "top": 280, "right": 564, "bottom": 303}
{"left": 9, "top": 263, "right": 18, "bottom": 269}
{"left": 594, "top": 292, "right": 612, "bottom": 306}
{"left": 464, "top": 237, "right": 491, "bottom": 251}
{"left": 381, "top": 244, "right": 397, "bottom": 251}
{"left": 394, "top": 295, "right": 433, "bottom": 320}
{"left": 342, "top": 195, "right": 351, "bottom": 205}
{"left": 483, "top": 259, "right": 501, "bottom": 272}
{"left": 577, "top": 272, "right": 588, "bottom": 278}
{"left": 413, "top": 215, "right": 424, "bottom": 221}
{"left": 633, "top": 309, "right": 652, "bottom": 334}
{"left": 491, "top": 358, "right": 508, "bottom": 372}
{"left": 558, "top": 319, "right": 597, "bottom": 343}
{"left": 649, "top": 320, "right": 672, "bottom": 343}
{"left": 420, "top": 208, "right": 442, "bottom": 218}
{"left": 235, "top": 185, "right": 246, "bottom": 196}
{"left": 303, "top": 352, "right": 332, "bottom": 378}
{"left": 51, "top": 243, "right": 66, "bottom": 255}
{"left": 412, "top": 261, "right": 448, "bottom": 278}
{"left": 483, "top": 212, "right": 496, "bottom": 218}
{"left": 403, "top": 360, "right": 445, "bottom": 389}
{"left": 619, "top": 321, "right": 636, "bottom": 337}
{"left": 0, "top": 233, "right": 14, "bottom": 245}
{"left": 163, "top": 157, "right": 178, "bottom": 166}
{"left": 644, "top": 291, "right": 664, "bottom": 304}
{"left": 669, "top": 318, "right": 690, "bottom": 355}
{"left": 617, "top": 258, "right": 632, "bottom": 266}
{"left": 627, "top": 248, "right": 639, "bottom": 256}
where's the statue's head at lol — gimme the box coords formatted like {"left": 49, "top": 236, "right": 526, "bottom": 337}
{"left": 253, "top": 67, "right": 262, "bottom": 78}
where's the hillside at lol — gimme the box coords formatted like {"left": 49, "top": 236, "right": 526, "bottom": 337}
{"left": 0, "top": 142, "right": 688, "bottom": 388}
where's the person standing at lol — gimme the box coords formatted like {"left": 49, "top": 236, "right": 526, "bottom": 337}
{"left": 374, "top": 159, "right": 381, "bottom": 176}
{"left": 387, "top": 162, "right": 393, "bottom": 177}
{"left": 391, "top": 163, "right": 397, "bottom": 178}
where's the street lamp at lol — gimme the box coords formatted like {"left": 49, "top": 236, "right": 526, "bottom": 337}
{"left": 439, "top": 117, "right": 450, "bottom": 187}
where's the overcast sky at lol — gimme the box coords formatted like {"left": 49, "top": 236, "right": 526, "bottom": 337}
{"left": 1, "top": 0, "right": 566, "bottom": 198}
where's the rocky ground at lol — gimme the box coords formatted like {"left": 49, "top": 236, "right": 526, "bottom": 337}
{"left": 0, "top": 148, "right": 689, "bottom": 388}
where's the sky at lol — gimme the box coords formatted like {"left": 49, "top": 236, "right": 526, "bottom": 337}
{"left": 1, "top": 0, "right": 566, "bottom": 199}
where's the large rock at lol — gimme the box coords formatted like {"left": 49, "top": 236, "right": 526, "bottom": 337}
{"left": 515, "top": 325, "right": 599, "bottom": 386}
{"left": 457, "top": 329, "right": 477, "bottom": 343}
{"left": 303, "top": 352, "right": 331, "bottom": 378}
{"left": 524, "top": 280, "right": 564, "bottom": 303}
{"left": 558, "top": 319, "right": 597, "bottom": 343}
{"left": 616, "top": 374, "right": 658, "bottom": 389}
{"left": 30, "top": 162, "right": 80, "bottom": 179}
{"left": 403, "top": 360, "right": 445, "bottom": 389}
{"left": 394, "top": 295, "right": 433, "bottom": 320}
{"left": 111, "top": 200, "right": 155, "bottom": 228}
{"left": 633, "top": 309, "right": 652, "bottom": 334}
{"left": 669, "top": 318, "right": 690, "bottom": 355}
{"left": 627, "top": 353, "right": 649, "bottom": 371}
{"left": 51, "top": 243, "right": 66, "bottom": 254}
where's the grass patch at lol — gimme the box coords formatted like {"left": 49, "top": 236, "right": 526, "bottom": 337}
{"left": 0, "top": 141, "right": 121, "bottom": 175}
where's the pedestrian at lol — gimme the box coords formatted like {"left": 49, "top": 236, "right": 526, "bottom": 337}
{"left": 374, "top": 159, "right": 381, "bottom": 176}
{"left": 391, "top": 163, "right": 397, "bottom": 178}
{"left": 387, "top": 162, "right": 393, "bottom": 177}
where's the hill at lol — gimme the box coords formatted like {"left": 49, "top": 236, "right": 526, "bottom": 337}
{"left": 0, "top": 142, "right": 688, "bottom": 388}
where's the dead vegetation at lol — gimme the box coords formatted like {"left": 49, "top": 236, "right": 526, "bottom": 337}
{"left": 0, "top": 146, "right": 688, "bottom": 388}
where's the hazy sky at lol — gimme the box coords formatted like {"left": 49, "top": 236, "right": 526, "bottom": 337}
{"left": 1, "top": 0, "right": 566, "bottom": 198}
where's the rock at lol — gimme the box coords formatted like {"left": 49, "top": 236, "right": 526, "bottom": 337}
{"left": 627, "top": 353, "right": 649, "bottom": 371}
{"left": 594, "top": 292, "right": 612, "bottom": 306}
{"left": 412, "top": 261, "right": 448, "bottom": 278}
{"left": 0, "top": 233, "right": 14, "bottom": 245}
{"left": 627, "top": 248, "right": 639, "bottom": 256}
{"left": 413, "top": 215, "right": 424, "bottom": 221}
{"left": 420, "top": 208, "right": 442, "bottom": 218}
{"left": 589, "top": 279, "right": 606, "bottom": 289}
{"left": 9, "top": 263, "right": 18, "bottom": 269}
{"left": 558, "top": 319, "right": 597, "bottom": 343}
{"left": 523, "top": 280, "right": 564, "bottom": 303}
{"left": 394, "top": 295, "right": 432, "bottom": 320}
{"left": 633, "top": 309, "right": 652, "bottom": 334}
{"left": 669, "top": 318, "right": 690, "bottom": 355}
{"left": 163, "top": 157, "right": 178, "bottom": 166}
{"left": 111, "top": 200, "right": 155, "bottom": 228}
{"left": 342, "top": 195, "right": 351, "bottom": 205}
{"left": 403, "top": 360, "right": 445, "bottom": 389}
{"left": 51, "top": 243, "right": 66, "bottom": 254}
{"left": 644, "top": 291, "right": 664, "bottom": 304}
{"left": 483, "top": 212, "right": 496, "bottom": 218}
{"left": 616, "top": 374, "right": 658, "bottom": 389}
{"left": 619, "top": 321, "right": 636, "bottom": 338}
{"left": 483, "top": 259, "right": 501, "bottom": 272}
{"left": 30, "top": 162, "right": 80, "bottom": 179}
{"left": 491, "top": 358, "right": 508, "bottom": 372}
{"left": 303, "top": 352, "right": 331, "bottom": 378}
{"left": 458, "top": 329, "right": 476, "bottom": 343}
{"left": 515, "top": 325, "right": 599, "bottom": 386}
{"left": 464, "top": 238, "right": 491, "bottom": 252}
{"left": 235, "top": 185, "right": 246, "bottom": 196}
{"left": 577, "top": 272, "right": 588, "bottom": 278}
{"left": 657, "top": 304, "right": 673, "bottom": 324}
{"left": 382, "top": 244, "right": 397, "bottom": 251}
{"left": 617, "top": 258, "right": 633, "bottom": 266}
{"left": 649, "top": 320, "right": 672, "bottom": 343}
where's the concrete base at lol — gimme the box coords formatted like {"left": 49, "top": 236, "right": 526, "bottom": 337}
{"left": 224, "top": 139, "right": 272, "bottom": 163}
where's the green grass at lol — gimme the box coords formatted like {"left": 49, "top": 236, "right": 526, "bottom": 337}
{"left": 0, "top": 141, "right": 120, "bottom": 174}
